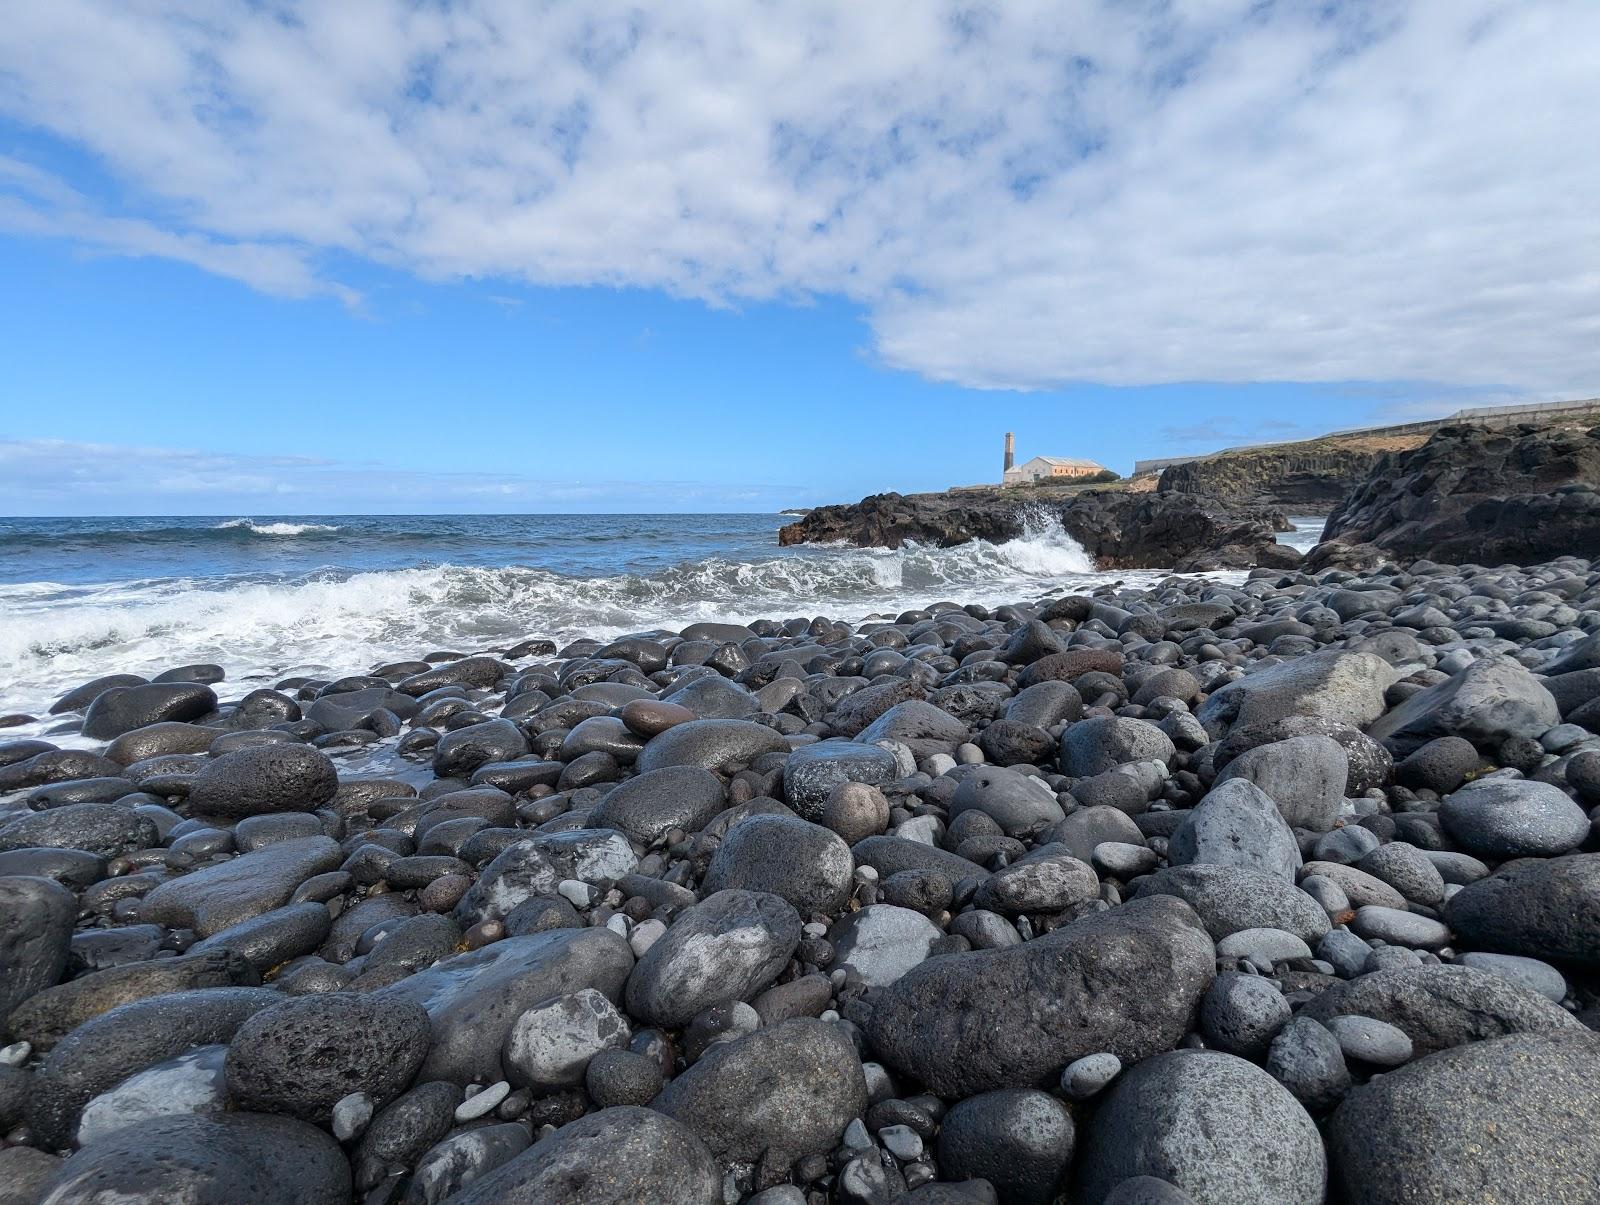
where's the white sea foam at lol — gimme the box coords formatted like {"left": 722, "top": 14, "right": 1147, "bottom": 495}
{"left": 0, "top": 512, "right": 1174, "bottom": 726}
{"left": 214, "top": 519, "right": 342, "bottom": 536}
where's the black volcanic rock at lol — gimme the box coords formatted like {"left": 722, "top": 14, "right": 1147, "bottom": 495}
{"left": 778, "top": 486, "right": 1286, "bottom": 570}
{"left": 1313, "top": 421, "right": 1600, "bottom": 566}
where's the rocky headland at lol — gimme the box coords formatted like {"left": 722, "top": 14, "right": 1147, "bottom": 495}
{"left": 779, "top": 485, "right": 1299, "bottom": 574}
{"left": 1154, "top": 430, "right": 1423, "bottom": 509}
{"left": 1312, "top": 421, "right": 1600, "bottom": 569}
{"left": 4, "top": 526, "right": 1600, "bottom": 1201}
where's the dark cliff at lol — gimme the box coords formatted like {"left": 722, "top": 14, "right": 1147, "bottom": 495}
{"left": 1311, "top": 422, "right": 1600, "bottom": 567}
{"left": 1156, "top": 439, "right": 1408, "bottom": 508}
{"left": 778, "top": 486, "right": 1295, "bottom": 572}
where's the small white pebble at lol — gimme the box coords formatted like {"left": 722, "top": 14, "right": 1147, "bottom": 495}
{"left": 454, "top": 1080, "right": 510, "bottom": 1122}
{"left": 629, "top": 918, "right": 667, "bottom": 957}
{"left": 330, "top": 1092, "right": 374, "bottom": 1142}
{"left": 0, "top": 1041, "right": 31, "bottom": 1067}
{"left": 558, "top": 879, "right": 595, "bottom": 907}
{"left": 605, "top": 913, "right": 630, "bottom": 937}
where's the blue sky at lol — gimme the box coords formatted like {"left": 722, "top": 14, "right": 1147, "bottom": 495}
{"left": 2, "top": 2, "right": 1596, "bottom": 515}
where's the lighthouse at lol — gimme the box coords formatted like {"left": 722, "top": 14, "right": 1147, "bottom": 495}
{"left": 1004, "top": 431, "right": 1015, "bottom": 475}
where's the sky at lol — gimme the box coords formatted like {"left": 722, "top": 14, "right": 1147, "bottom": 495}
{"left": 1, "top": 0, "right": 1597, "bottom": 515}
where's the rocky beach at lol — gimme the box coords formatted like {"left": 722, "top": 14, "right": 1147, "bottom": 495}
{"left": 1, "top": 422, "right": 1599, "bottom": 1204}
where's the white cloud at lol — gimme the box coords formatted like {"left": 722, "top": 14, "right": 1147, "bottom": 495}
{"left": 1, "top": 1, "right": 1597, "bottom": 392}
{"left": 0, "top": 437, "right": 794, "bottom": 511}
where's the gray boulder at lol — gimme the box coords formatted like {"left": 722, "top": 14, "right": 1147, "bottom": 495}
{"left": 702, "top": 815, "right": 854, "bottom": 916}
{"left": 0, "top": 803, "right": 156, "bottom": 859}
{"left": 1198, "top": 650, "right": 1393, "bottom": 733}
{"left": 857, "top": 700, "right": 970, "bottom": 759}
{"left": 624, "top": 890, "right": 800, "bottom": 1027}
{"left": 860, "top": 896, "right": 1214, "bottom": 1097}
{"left": 1131, "top": 864, "right": 1330, "bottom": 943}
{"left": 585, "top": 766, "right": 726, "bottom": 844}
{"left": 1075, "top": 1049, "right": 1326, "bottom": 1205}
{"left": 1168, "top": 779, "right": 1301, "bottom": 880}
{"left": 1300, "top": 964, "right": 1582, "bottom": 1055}
{"left": 0, "top": 875, "right": 75, "bottom": 1019}
{"left": 1213, "top": 735, "right": 1348, "bottom": 831}
{"left": 828, "top": 904, "right": 944, "bottom": 988}
{"left": 36, "top": 1111, "right": 348, "bottom": 1205}
{"left": 444, "top": 1106, "right": 720, "bottom": 1204}
{"left": 1059, "top": 717, "right": 1174, "bottom": 777}
{"left": 1445, "top": 853, "right": 1600, "bottom": 967}
{"left": 1438, "top": 778, "right": 1590, "bottom": 859}
{"left": 652, "top": 1018, "right": 867, "bottom": 1161}
{"left": 378, "top": 928, "right": 634, "bottom": 1085}
{"left": 1327, "top": 1032, "right": 1600, "bottom": 1204}
{"left": 185, "top": 744, "right": 338, "bottom": 819}
{"left": 949, "top": 766, "right": 1066, "bottom": 837}
{"left": 1368, "top": 655, "right": 1561, "bottom": 756}
{"left": 937, "top": 1089, "right": 1075, "bottom": 1205}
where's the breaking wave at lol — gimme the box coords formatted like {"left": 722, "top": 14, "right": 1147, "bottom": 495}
{"left": 0, "top": 512, "right": 1111, "bottom": 717}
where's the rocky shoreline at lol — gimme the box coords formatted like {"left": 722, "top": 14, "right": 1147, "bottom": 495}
{"left": 2, "top": 540, "right": 1600, "bottom": 1202}
{"left": 778, "top": 486, "right": 1298, "bottom": 574}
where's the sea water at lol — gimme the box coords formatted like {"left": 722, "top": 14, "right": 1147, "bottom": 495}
{"left": 0, "top": 511, "right": 1325, "bottom": 725}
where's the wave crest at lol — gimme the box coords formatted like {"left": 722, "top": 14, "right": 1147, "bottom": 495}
{"left": 0, "top": 511, "right": 1114, "bottom": 717}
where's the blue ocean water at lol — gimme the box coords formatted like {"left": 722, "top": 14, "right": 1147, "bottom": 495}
{"left": 0, "top": 512, "right": 1323, "bottom": 725}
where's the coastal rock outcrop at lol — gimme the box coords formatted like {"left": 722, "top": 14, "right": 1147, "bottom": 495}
{"left": 1314, "top": 421, "right": 1600, "bottom": 565}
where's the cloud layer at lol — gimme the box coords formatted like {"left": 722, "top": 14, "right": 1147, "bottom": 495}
{"left": 3, "top": 1, "right": 1597, "bottom": 392}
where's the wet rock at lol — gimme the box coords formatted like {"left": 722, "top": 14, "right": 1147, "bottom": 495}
{"left": 81, "top": 682, "right": 219, "bottom": 740}
{"left": 635, "top": 719, "right": 789, "bottom": 774}
{"left": 625, "top": 890, "right": 800, "bottom": 1028}
{"left": 185, "top": 744, "right": 338, "bottom": 819}
{"left": 783, "top": 742, "right": 898, "bottom": 821}
{"left": 36, "top": 1111, "right": 349, "bottom": 1204}
{"left": 27, "top": 985, "right": 281, "bottom": 1148}
{"left": 8, "top": 950, "right": 260, "bottom": 1053}
{"left": 502, "top": 988, "right": 630, "bottom": 1091}
{"left": 140, "top": 836, "right": 343, "bottom": 936}
{"left": 378, "top": 928, "right": 634, "bottom": 1085}
{"left": 75, "top": 1042, "right": 230, "bottom": 1146}
{"left": 445, "top": 1106, "right": 720, "bottom": 1204}
{"left": 224, "top": 991, "right": 432, "bottom": 1123}
{"left": 861, "top": 896, "right": 1214, "bottom": 1097}
{"left": 653, "top": 1018, "right": 867, "bottom": 1161}
{"left": 352, "top": 1081, "right": 460, "bottom": 1191}
{"left": 0, "top": 875, "right": 75, "bottom": 1018}
{"left": 585, "top": 765, "right": 726, "bottom": 844}
{"left": 702, "top": 814, "right": 854, "bottom": 916}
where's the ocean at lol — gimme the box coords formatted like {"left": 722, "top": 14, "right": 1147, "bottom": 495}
{"left": 0, "top": 511, "right": 1325, "bottom": 731}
